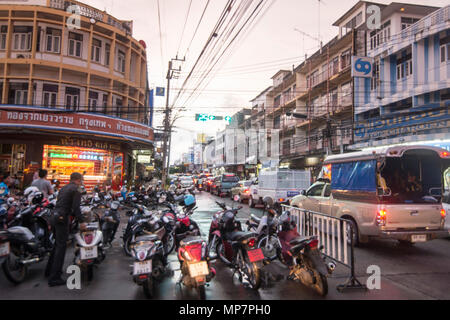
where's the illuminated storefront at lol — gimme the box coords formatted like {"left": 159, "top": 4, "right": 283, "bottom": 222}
{"left": 42, "top": 145, "right": 124, "bottom": 190}
{"left": 0, "top": 106, "right": 154, "bottom": 191}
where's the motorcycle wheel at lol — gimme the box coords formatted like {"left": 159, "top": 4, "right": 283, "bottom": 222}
{"left": 244, "top": 262, "right": 261, "bottom": 290}
{"left": 257, "top": 235, "right": 279, "bottom": 261}
{"left": 2, "top": 254, "right": 28, "bottom": 284}
{"left": 198, "top": 284, "right": 206, "bottom": 300}
{"left": 87, "top": 265, "right": 94, "bottom": 282}
{"left": 164, "top": 233, "right": 175, "bottom": 255}
{"left": 123, "top": 236, "right": 133, "bottom": 256}
{"left": 216, "top": 242, "right": 232, "bottom": 266}
{"left": 143, "top": 277, "right": 154, "bottom": 299}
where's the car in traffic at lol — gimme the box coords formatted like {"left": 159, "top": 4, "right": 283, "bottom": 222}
{"left": 205, "top": 176, "right": 216, "bottom": 192}
{"left": 230, "top": 180, "right": 254, "bottom": 203}
{"left": 290, "top": 145, "right": 450, "bottom": 246}
{"left": 211, "top": 173, "right": 240, "bottom": 197}
{"left": 179, "top": 176, "right": 194, "bottom": 188}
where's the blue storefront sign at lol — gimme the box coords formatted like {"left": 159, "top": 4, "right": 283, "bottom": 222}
{"left": 354, "top": 103, "right": 450, "bottom": 142}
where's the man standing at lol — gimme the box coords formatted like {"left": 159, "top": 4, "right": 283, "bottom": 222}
{"left": 45, "top": 172, "right": 86, "bottom": 287}
{"left": 32, "top": 169, "right": 54, "bottom": 198}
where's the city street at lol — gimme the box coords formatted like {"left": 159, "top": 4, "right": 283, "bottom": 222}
{"left": 1, "top": 191, "right": 450, "bottom": 300}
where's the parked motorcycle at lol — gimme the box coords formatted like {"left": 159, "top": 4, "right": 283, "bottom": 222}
{"left": 276, "top": 207, "right": 335, "bottom": 296}
{"left": 73, "top": 206, "right": 105, "bottom": 281}
{"left": 215, "top": 205, "right": 264, "bottom": 290}
{"left": 130, "top": 217, "right": 167, "bottom": 298}
{"left": 246, "top": 197, "right": 282, "bottom": 262}
{"left": 177, "top": 235, "right": 215, "bottom": 300}
{"left": 1, "top": 191, "right": 55, "bottom": 284}
{"left": 101, "top": 201, "right": 121, "bottom": 247}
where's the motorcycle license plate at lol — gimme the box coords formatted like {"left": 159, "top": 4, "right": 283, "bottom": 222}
{"left": 188, "top": 261, "right": 209, "bottom": 278}
{"left": 0, "top": 242, "right": 10, "bottom": 257}
{"left": 247, "top": 248, "right": 264, "bottom": 263}
{"left": 80, "top": 246, "right": 98, "bottom": 260}
{"left": 133, "top": 260, "right": 152, "bottom": 276}
{"left": 411, "top": 234, "right": 427, "bottom": 243}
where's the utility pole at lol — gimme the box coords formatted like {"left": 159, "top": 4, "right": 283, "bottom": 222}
{"left": 161, "top": 56, "right": 184, "bottom": 188}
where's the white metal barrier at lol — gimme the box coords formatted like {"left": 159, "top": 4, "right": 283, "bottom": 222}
{"left": 282, "top": 205, "right": 367, "bottom": 292}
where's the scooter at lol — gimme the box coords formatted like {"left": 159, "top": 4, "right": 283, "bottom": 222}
{"left": 73, "top": 206, "right": 105, "bottom": 281}
{"left": 101, "top": 201, "right": 121, "bottom": 248}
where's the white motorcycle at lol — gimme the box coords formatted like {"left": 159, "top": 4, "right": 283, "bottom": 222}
{"left": 73, "top": 207, "right": 105, "bottom": 281}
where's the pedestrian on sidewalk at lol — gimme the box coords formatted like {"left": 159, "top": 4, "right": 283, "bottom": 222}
{"left": 45, "top": 172, "right": 86, "bottom": 287}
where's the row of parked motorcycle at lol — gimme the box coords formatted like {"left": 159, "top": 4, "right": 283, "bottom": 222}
{"left": 0, "top": 180, "right": 336, "bottom": 299}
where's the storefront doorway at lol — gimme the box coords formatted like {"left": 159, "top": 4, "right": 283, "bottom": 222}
{"left": 42, "top": 145, "right": 123, "bottom": 191}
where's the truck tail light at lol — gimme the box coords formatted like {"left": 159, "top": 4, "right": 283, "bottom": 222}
{"left": 376, "top": 209, "right": 387, "bottom": 226}
{"left": 244, "top": 189, "right": 249, "bottom": 194}
{"left": 441, "top": 209, "right": 446, "bottom": 219}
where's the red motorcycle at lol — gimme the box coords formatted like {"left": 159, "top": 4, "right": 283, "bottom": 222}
{"left": 207, "top": 201, "right": 228, "bottom": 256}
{"left": 177, "top": 236, "right": 216, "bottom": 300}
{"left": 277, "top": 209, "right": 336, "bottom": 296}
{"left": 214, "top": 205, "right": 264, "bottom": 290}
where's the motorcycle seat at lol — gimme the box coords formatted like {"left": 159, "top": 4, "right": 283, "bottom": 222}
{"left": 134, "top": 234, "right": 159, "bottom": 243}
{"left": 289, "top": 236, "right": 313, "bottom": 246}
{"left": 180, "top": 236, "right": 205, "bottom": 247}
{"left": 228, "top": 231, "right": 257, "bottom": 242}
{"left": 250, "top": 214, "right": 261, "bottom": 224}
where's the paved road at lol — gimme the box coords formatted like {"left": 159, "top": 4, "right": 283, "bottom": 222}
{"left": 1, "top": 191, "right": 450, "bottom": 300}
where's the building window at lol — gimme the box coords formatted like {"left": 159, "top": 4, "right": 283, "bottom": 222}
{"left": 42, "top": 83, "right": 58, "bottom": 107}
{"left": 68, "top": 32, "right": 83, "bottom": 57}
{"left": 274, "top": 95, "right": 281, "bottom": 108}
{"left": 105, "top": 43, "right": 110, "bottom": 66}
{"left": 117, "top": 50, "right": 125, "bottom": 73}
{"left": 396, "top": 54, "right": 412, "bottom": 80}
{"left": 401, "top": 17, "right": 419, "bottom": 30}
{"left": 88, "top": 91, "right": 99, "bottom": 112}
{"left": 341, "top": 49, "right": 351, "bottom": 69}
{"left": 441, "top": 44, "right": 450, "bottom": 63}
{"left": 46, "top": 28, "right": 61, "bottom": 53}
{"left": 102, "top": 94, "right": 108, "bottom": 113}
{"left": 15, "top": 90, "right": 28, "bottom": 104}
{"left": 65, "top": 87, "right": 80, "bottom": 110}
{"left": 0, "top": 26, "right": 7, "bottom": 50}
{"left": 370, "top": 20, "right": 390, "bottom": 50}
{"left": 13, "top": 26, "right": 32, "bottom": 51}
{"left": 91, "top": 38, "right": 101, "bottom": 63}
{"left": 115, "top": 98, "right": 123, "bottom": 117}
{"left": 371, "top": 60, "right": 380, "bottom": 91}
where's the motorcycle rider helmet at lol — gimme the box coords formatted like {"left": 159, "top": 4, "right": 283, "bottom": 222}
{"left": 111, "top": 201, "right": 120, "bottom": 210}
{"left": 24, "top": 186, "right": 40, "bottom": 203}
{"left": 31, "top": 191, "right": 44, "bottom": 205}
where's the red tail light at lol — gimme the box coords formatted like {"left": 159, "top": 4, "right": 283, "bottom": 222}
{"left": 308, "top": 239, "right": 319, "bottom": 249}
{"left": 248, "top": 238, "right": 256, "bottom": 248}
{"left": 244, "top": 189, "right": 249, "bottom": 193}
{"left": 84, "top": 233, "right": 94, "bottom": 245}
{"left": 441, "top": 209, "right": 446, "bottom": 218}
{"left": 138, "top": 274, "right": 148, "bottom": 279}
{"left": 184, "top": 244, "right": 203, "bottom": 262}
{"left": 376, "top": 209, "right": 387, "bottom": 226}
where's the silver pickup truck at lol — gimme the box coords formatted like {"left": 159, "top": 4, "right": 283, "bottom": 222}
{"left": 291, "top": 145, "right": 450, "bottom": 245}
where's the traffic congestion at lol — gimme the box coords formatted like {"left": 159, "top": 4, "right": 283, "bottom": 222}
{"left": 0, "top": 144, "right": 449, "bottom": 300}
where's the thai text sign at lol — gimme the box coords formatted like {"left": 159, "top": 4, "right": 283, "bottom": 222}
{"left": 354, "top": 107, "right": 450, "bottom": 141}
{"left": 0, "top": 106, "right": 153, "bottom": 143}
